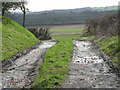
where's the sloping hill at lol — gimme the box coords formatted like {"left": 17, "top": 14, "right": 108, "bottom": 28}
{"left": 1, "top": 17, "right": 39, "bottom": 61}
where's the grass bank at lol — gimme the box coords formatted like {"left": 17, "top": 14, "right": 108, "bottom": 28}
{"left": 33, "top": 26, "right": 84, "bottom": 88}
{"left": 93, "top": 36, "right": 120, "bottom": 70}
{"left": 1, "top": 17, "right": 39, "bottom": 61}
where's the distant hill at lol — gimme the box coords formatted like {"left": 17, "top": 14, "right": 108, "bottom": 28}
{"left": 6, "top": 6, "right": 118, "bottom": 27}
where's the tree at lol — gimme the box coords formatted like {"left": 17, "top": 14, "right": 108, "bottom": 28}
{"left": 2, "top": 2, "right": 21, "bottom": 16}
{"left": 19, "top": 0, "right": 28, "bottom": 28}
{"left": 2, "top": 0, "right": 28, "bottom": 27}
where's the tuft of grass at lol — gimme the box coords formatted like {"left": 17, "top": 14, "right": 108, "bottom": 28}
{"left": 1, "top": 17, "right": 39, "bottom": 61}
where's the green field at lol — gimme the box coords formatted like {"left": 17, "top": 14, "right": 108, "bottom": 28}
{"left": 50, "top": 25, "right": 84, "bottom": 38}
{"left": 33, "top": 26, "right": 84, "bottom": 88}
{"left": 1, "top": 17, "right": 39, "bottom": 61}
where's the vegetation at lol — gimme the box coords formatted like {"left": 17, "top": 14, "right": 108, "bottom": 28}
{"left": 1, "top": 17, "right": 39, "bottom": 61}
{"left": 19, "top": 0, "right": 29, "bottom": 27}
{"left": 50, "top": 26, "right": 84, "bottom": 36}
{"left": 33, "top": 38, "right": 73, "bottom": 88}
{"left": 2, "top": 2, "right": 21, "bottom": 16}
{"left": 84, "top": 13, "right": 118, "bottom": 36}
{"left": 2, "top": 1, "right": 28, "bottom": 27}
{"left": 32, "top": 26, "right": 84, "bottom": 88}
{"left": 94, "top": 36, "right": 119, "bottom": 65}
{"left": 28, "top": 28, "right": 52, "bottom": 40}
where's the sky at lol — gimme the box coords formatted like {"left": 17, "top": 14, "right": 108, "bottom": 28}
{"left": 26, "top": 0, "right": 119, "bottom": 12}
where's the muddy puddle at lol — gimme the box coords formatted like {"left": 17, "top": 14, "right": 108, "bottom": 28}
{"left": 62, "top": 40, "right": 120, "bottom": 89}
{"left": 2, "top": 41, "right": 56, "bottom": 88}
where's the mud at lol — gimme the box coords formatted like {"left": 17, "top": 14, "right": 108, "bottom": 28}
{"left": 2, "top": 41, "right": 56, "bottom": 88}
{"left": 62, "top": 40, "right": 120, "bottom": 89}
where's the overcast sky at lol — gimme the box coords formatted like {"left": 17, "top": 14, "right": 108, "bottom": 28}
{"left": 26, "top": 0, "right": 119, "bottom": 12}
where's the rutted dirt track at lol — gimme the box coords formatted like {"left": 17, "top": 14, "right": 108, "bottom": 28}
{"left": 1, "top": 40, "right": 120, "bottom": 89}
{"left": 62, "top": 40, "right": 120, "bottom": 89}
{"left": 2, "top": 41, "right": 56, "bottom": 88}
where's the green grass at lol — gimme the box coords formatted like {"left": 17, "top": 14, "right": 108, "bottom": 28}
{"left": 50, "top": 26, "right": 84, "bottom": 35}
{"left": 32, "top": 26, "right": 84, "bottom": 88}
{"left": 94, "top": 36, "right": 120, "bottom": 68}
{"left": 50, "top": 26, "right": 84, "bottom": 32}
{"left": 1, "top": 17, "right": 39, "bottom": 61}
{"left": 52, "top": 34, "right": 80, "bottom": 40}
{"left": 33, "top": 38, "right": 73, "bottom": 88}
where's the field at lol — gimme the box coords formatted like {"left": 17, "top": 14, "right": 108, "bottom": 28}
{"left": 33, "top": 25, "right": 85, "bottom": 88}
{"left": 50, "top": 25, "right": 84, "bottom": 39}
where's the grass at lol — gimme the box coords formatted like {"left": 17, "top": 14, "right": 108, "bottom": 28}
{"left": 33, "top": 38, "right": 73, "bottom": 88}
{"left": 32, "top": 26, "right": 84, "bottom": 88}
{"left": 93, "top": 36, "right": 120, "bottom": 70}
{"left": 1, "top": 17, "right": 39, "bottom": 61}
{"left": 50, "top": 26, "right": 84, "bottom": 35}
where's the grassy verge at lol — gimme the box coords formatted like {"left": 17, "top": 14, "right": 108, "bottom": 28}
{"left": 1, "top": 17, "right": 39, "bottom": 61}
{"left": 93, "top": 36, "right": 120, "bottom": 70}
{"left": 32, "top": 26, "right": 84, "bottom": 88}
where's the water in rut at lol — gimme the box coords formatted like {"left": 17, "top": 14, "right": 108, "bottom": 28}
{"left": 62, "top": 40, "right": 120, "bottom": 89}
{"left": 2, "top": 41, "right": 56, "bottom": 88}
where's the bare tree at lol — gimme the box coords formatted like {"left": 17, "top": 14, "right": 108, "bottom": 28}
{"left": 20, "top": 0, "right": 28, "bottom": 27}
{"left": 2, "top": 2, "right": 21, "bottom": 16}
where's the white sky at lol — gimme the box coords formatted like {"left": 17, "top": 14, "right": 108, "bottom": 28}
{"left": 26, "top": 0, "right": 119, "bottom": 12}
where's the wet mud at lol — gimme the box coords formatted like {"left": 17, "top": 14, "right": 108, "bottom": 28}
{"left": 2, "top": 41, "right": 56, "bottom": 88}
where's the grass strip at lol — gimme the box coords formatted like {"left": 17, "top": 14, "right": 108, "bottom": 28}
{"left": 33, "top": 38, "right": 73, "bottom": 88}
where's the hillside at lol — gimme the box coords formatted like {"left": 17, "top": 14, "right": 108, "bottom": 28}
{"left": 6, "top": 6, "right": 118, "bottom": 27}
{"left": 1, "top": 17, "right": 39, "bottom": 61}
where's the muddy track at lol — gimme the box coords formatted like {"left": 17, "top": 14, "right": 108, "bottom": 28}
{"left": 2, "top": 41, "right": 56, "bottom": 88}
{"left": 62, "top": 40, "right": 120, "bottom": 89}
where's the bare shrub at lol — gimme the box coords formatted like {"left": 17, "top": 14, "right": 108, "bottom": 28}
{"left": 28, "top": 28, "right": 52, "bottom": 40}
{"left": 84, "top": 13, "right": 118, "bottom": 36}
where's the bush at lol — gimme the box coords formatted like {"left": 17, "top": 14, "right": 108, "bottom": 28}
{"left": 84, "top": 13, "right": 118, "bottom": 36}
{"left": 28, "top": 28, "right": 52, "bottom": 40}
